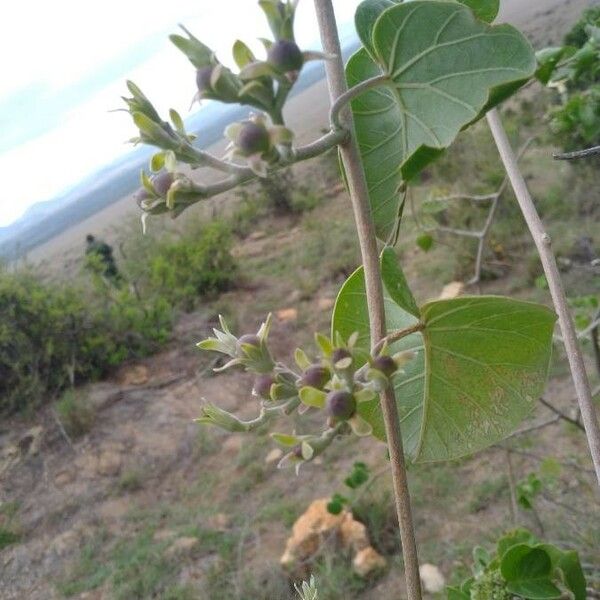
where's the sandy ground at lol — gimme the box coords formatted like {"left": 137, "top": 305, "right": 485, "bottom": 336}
{"left": 27, "top": 0, "right": 600, "bottom": 267}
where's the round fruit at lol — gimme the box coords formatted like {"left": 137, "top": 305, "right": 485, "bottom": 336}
{"left": 236, "top": 334, "right": 261, "bottom": 355}
{"left": 372, "top": 355, "right": 397, "bottom": 377}
{"left": 326, "top": 391, "right": 357, "bottom": 421}
{"left": 268, "top": 40, "right": 304, "bottom": 72}
{"left": 133, "top": 188, "right": 150, "bottom": 208}
{"left": 254, "top": 374, "right": 275, "bottom": 399}
{"left": 299, "top": 365, "right": 330, "bottom": 389}
{"left": 151, "top": 172, "right": 174, "bottom": 197}
{"left": 331, "top": 348, "right": 352, "bottom": 367}
{"left": 235, "top": 121, "right": 270, "bottom": 156}
{"left": 196, "top": 66, "right": 214, "bottom": 93}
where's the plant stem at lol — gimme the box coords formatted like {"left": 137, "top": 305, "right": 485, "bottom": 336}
{"left": 487, "top": 108, "right": 600, "bottom": 487}
{"left": 313, "top": 2, "right": 422, "bottom": 598}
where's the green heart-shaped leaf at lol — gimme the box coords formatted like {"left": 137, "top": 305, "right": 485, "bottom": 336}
{"left": 347, "top": 1, "right": 535, "bottom": 240}
{"left": 502, "top": 545, "right": 563, "bottom": 599}
{"left": 331, "top": 256, "right": 556, "bottom": 462}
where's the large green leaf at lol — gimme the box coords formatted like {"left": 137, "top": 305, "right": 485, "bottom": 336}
{"left": 347, "top": 1, "right": 535, "bottom": 240}
{"left": 501, "top": 545, "right": 562, "bottom": 599}
{"left": 331, "top": 256, "right": 556, "bottom": 462}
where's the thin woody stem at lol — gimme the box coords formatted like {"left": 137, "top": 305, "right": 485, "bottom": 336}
{"left": 314, "top": 2, "right": 423, "bottom": 599}
{"left": 487, "top": 108, "right": 600, "bottom": 487}
{"left": 373, "top": 322, "right": 425, "bottom": 355}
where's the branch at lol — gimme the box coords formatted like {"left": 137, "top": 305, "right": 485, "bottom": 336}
{"left": 314, "top": 2, "right": 423, "bottom": 598}
{"left": 373, "top": 322, "right": 425, "bottom": 355}
{"left": 487, "top": 108, "right": 600, "bottom": 486}
{"left": 539, "top": 397, "right": 585, "bottom": 431}
{"left": 432, "top": 138, "right": 533, "bottom": 285}
{"left": 553, "top": 145, "right": 600, "bottom": 160}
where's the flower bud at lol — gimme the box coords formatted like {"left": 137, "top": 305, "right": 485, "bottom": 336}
{"left": 299, "top": 365, "right": 330, "bottom": 389}
{"left": 371, "top": 355, "right": 397, "bottom": 378}
{"left": 235, "top": 121, "right": 271, "bottom": 157}
{"left": 253, "top": 374, "right": 275, "bottom": 399}
{"left": 152, "top": 172, "right": 174, "bottom": 197}
{"left": 267, "top": 40, "right": 304, "bottom": 73}
{"left": 326, "top": 391, "right": 356, "bottom": 421}
{"left": 196, "top": 66, "right": 214, "bottom": 93}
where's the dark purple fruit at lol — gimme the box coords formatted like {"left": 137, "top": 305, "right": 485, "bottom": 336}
{"left": 196, "top": 66, "right": 214, "bottom": 93}
{"left": 299, "top": 365, "right": 330, "bottom": 389}
{"left": 372, "top": 355, "right": 397, "bottom": 377}
{"left": 268, "top": 40, "right": 304, "bottom": 72}
{"left": 236, "top": 334, "right": 261, "bottom": 354}
{"left": 235, "top": 121, "right": 270, "bottom": 156}
{"left": 331, "top": 348, "right": 352, "bottom": 368}
{"left": 133, "top": 188, "right": 150, "bottom": 207}
{"left": 151, "top": 172, "right": 174, "bottom": 197}
{"left": 326, "top": 391, "right": 356, "bottom": 421}
{"left": 292, "top": 445, "right": 304, "bottom": 459}
{"left": 254, "top": 374, "right": 275, "bottom": 399}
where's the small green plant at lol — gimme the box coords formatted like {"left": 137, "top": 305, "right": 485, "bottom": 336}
{"left": 56, "top": 390, "right": 95, "bottom": 438}
{"left": 447, "top": 529, "right": 587, "bottom": 599}
{"left": 326, "top": 462, "right": 370, "bottom": 515}
{"left": 295, "top": 575, "right": 319, "bottom": 600}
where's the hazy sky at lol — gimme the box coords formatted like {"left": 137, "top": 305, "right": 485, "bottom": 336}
{"left": 0, "top": 0, "right": 359, "bottom": 227}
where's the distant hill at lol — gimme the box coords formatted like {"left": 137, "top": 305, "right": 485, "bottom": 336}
{"left": 0, "top": 29, "right": 358, "bottom": 260}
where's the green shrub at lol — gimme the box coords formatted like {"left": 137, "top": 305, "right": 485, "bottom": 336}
{"left": 0, "top": 265, "right": 172, "bottom": 415}
{"left": 564, "top": 7, "right": 600, "bottom": 49}
{"left": 56, "top": 390, "right": 95, "bottom": 438}
{"left": 149, "top": 220, "right": 237, "bottom": 311}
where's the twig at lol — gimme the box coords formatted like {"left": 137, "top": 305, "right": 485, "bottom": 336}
{"left": 373, "top": 322, "right": 425, "bottom": 354}
{"left": 591, "top": 309, "right": 600, "bottom": 379}
{"left": 314, "top": 2, "right": 423, "bottom": 598}
{"left": 502, "top": 416, "right": 561, "bottom": 441}
{"left": 487, "top": 108, "right": 600, "bottom": 487}
{"left": 505, "top": 449, "right": 518, "bottom": 525}
{"left": 539, "top": 397, "right": 585, "bottom": 431}
{"left": 553, "top": 145, "right": 600, "bottom": 160}
{"left": 432, "top": 138, "right": 533, "bottom": 285}
{"left": 50, "top": 408, "right": 76, "bottom": 453}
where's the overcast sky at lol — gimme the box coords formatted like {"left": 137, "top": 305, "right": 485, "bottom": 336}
{"left": 0, "top": 0, "right": 359, "bottom": 227}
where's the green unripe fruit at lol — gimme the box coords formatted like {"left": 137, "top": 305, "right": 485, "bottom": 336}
{"left": 235, "top": 121, "right": 270, "bottom": 156}
{"left": 372, "top": 355, "right": 397, "bottom": 377}
{"left": 326, "top": 391, "right": 356, "bottom": 421}
{"left": 237, "top": 334, "right": 261, "bottom": 354}
{"left": 196, "top": 66, "right": 214, "bottom": 93}
{"left": 151, "top": 172, "right": 174, "bottom": 197}
{"left": 254, "top": 374, "right": 275, "bottom": 399}
{"left": 299, "top": 365, "right": 330, "bottom": 389}
{"left": 268, "top": 40, "right": 304, "bottom": 72}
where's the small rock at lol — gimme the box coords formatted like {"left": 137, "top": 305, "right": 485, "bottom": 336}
{"left": 96, "top": 451, "right": 122, "bottom": 476}
{"left": 166, "top": 537, "right": 199, "bottom": 558}
{"left": 119, "top": 364, "right": 149, "bottom": 386}
{"left": 248, "top": 231, "right": 266, "bottom": 241}
{"left": 54, "top": 470, "right": 75, "bottom": 487}
{"left": 340, "top": 514, "right": 369, "bottom": 552}
{"left": 353, "top": 547, "right": 387, "bottom": 578}
{"left": 419, "top": 563, "right": 445, "bottom": 593}
{"left": 439, "top": 281, "right": 464, "bottom": 300}
{"left": 276, "top": 308, "right": 298, "bottom": 322}
{"left": 265, "top": 448, "right": 283, "bottom": 465}
{"left": 207, "top": 513, "right": 231, "bottom": 530}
